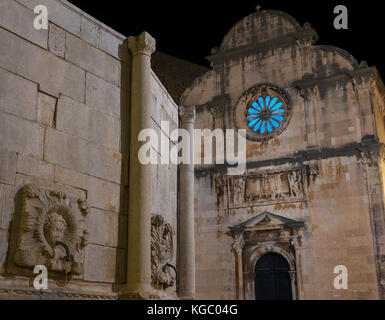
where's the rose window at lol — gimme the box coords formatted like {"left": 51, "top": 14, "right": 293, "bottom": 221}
{"left": 247, "top": 96, "right": 285, "bottom": 134}
{"left": 234, "top": 84, "right": 292, "bottom": 141}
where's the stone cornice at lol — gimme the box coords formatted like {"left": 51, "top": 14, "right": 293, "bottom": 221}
{"left": 193, "top": 68, "right": 384, "bottom": 113}
{"left": 293, "top": 66, "right": 379, "bottom": 92}
{"left": 206, "top": 28, "right": 318, "bottom": 67}
{"left": 195, "top": 137, "right": 382, "bottom": 176}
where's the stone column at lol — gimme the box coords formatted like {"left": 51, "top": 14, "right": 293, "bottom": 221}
{"left": 291, "top": 230, "right": 303, "bottom": 300}
{"left": 289, "top": 271, "right": 297, "bottom": 300}
{"left": 178, "top": 106, "right": 196, "bottom": 299}
{"left": 231, "top": 232, "right": 245, "bottom": 300}
{"left": 121, "top": 32, "right": 156, "bottom": 299}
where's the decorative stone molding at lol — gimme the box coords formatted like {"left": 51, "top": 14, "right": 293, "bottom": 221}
{"left": 151, "top": 215, "right": 176, "bottom": 291}
{"left": 229, "top": 212, "right": 304, "bottom": 300}
{"left": 127, "top": 32, "right": 156, "bottom": 56}
{"left": 231, "top": 232, "right": 245, "bottom": 254}
{"left": 0, "top": 287, "right": 117, "bottom": 300}
{"left": 10, "top": 184, "right": 89, "bottom": 276}
{"left": 227, "top": 168, "right": 306, "bottom": 208}
{"left": 296, "top": 84, "right": 319, "bottom": 102}
{"left": 308, "top": 160, "right": 320, "bottom": 182}
{"left": 360, "top": 149, "right": 381, "bottom": 166}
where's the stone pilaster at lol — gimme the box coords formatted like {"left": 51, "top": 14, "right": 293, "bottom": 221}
{"left": 120, "top": 32, "right": 156, "bottom": 299}
{"left": 231, "top": 232, "right": 245, "bottom": 300}
{"left": 178, "top": 106, "right": 196, "bottom": 299}
{"left": 360, "top": 147, "right": 385, "bottom": 299}
{"left": 297, "top": 85, "right": 320, "bottom": 149}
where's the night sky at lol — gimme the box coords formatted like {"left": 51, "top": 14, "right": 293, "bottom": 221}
{"left": 67, "top": 0, "right": 383, "bottom": 74}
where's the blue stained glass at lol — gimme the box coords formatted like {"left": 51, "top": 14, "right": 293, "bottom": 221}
{"left": 247, "top": 96, "right": 286, "bottom": 135}
{"left": 270, "top": 118, "right": 280, "bottom": 128}
{"left": 258, "top": 97, "right": 265, "bottom": 109}
{"left": 265, "top": 96, "right": 271, "bottom": 108}
{"left": 267, "top": 121, "right": 273, "bottom": 133}
{"left": 253, "top": 121, "right": 262, "bottom": 132}
{"left": 271, "top": 115, "right": 284, "bottom": 121}
{"left": 260, "top": 121, "right": 266, "bottom": 134}
{"left": 271, "top": 102, "right": 283, "bottom": 111}
{"left": 252, "top": 102, "right": 262, "bottom": 111}
{"left": 268, "top": 97, "right": 278, "bottom": 108}
{"left": 248, "top": 108, "right": 259, "bottom": 114}
{"left": 249, "top": 119, "right": 259, "bottom": 127}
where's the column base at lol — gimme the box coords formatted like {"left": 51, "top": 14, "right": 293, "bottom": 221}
{"left": 119, "top": 283, "right": 156, "bottom": 300}
{"left": 178, "top": 294, "right": 196, "bottom": 300}
{"left": 119, "top": 290, "right": 156, "bottom": 300}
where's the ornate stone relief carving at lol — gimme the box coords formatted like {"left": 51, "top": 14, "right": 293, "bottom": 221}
{"left": 308, "top": 160, "right": 320, "bottom": 182}
{"left": 151, "top": 215, "right": 176, "bottom": 290}
{"left": 231, "top": 232, "right": 245, "bottom": 254}
{"left": 360, "top": 148, "right": 381, "bottom": 166}
{"left": 11, "top": 184, "right": 89, "bottom": 275}
{"left": 228, "top": 169, "right": 306, "bottom": 208}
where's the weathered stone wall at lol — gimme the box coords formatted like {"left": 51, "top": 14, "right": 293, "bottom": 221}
{"left": 0, "top": 0, "right": 178, "bottom": 299}
{"left": 150, "top": 71, "right": 179, "bottom": 297}
{"left": 181, "top": 10, "right": 385, "bottom": 300}
{"left": 0, "top": 0, "right": 126, "bottom": 299}
{"left": 151, "top": 71, "right": 179, "bottom": 232}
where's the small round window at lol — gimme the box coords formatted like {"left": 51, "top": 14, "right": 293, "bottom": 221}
{"left": 234, "top": 84, "right": 292, "bottom": 141}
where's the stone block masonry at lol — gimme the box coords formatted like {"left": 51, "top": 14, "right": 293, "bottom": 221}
{"left": 0, "top": 0, "right": 128, "bottom": 298}
{"left": 0, "top": 0, "right": 179, "bottom": 300}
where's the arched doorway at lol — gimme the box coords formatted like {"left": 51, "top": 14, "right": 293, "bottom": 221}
{"left": 254, "top": 253, "right": 293, "bottom": 300}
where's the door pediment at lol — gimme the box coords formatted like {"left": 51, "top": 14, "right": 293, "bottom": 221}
{"left": 230, "top": 211, "right": 304, "bottom": 233}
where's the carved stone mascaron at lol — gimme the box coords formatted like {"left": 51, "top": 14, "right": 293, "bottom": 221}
{"left": 11, "top": 184, "right": 89, "bottom": 276}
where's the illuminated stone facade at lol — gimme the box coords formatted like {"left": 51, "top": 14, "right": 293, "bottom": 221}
{"left": 1, "top": 1, "right": 385, "bottom": 300}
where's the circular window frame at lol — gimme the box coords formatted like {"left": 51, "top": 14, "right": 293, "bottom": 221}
{"left": 233, "top": 84, "right": 293, "bottom": 142}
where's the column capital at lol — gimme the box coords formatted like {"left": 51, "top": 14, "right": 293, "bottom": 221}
{"left": 231, "top": 238, "right": 244, "bottom": 254}
{"left": 231, "top": 231, "right": 244, "bottom": 254}
{"left": 127, "top": 32, "right": 156, "bottom": 56}
{"left": 289, "top": 270, "right": 296, "bottom": 281}
{"left": 179, "top": 106, "right": 196, "bottom": 124}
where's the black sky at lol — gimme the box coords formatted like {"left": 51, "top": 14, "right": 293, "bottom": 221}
{"left": 67, "top": 0, "right": 383, "bottom": 74}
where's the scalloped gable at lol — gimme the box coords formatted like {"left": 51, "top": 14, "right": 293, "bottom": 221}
{"left": 181, "top": 9, "right": 369, "bottom": 108}
{"left": 219, "top": 10, "right": 303, "bottom": 52}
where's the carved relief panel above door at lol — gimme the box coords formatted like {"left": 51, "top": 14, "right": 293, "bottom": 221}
{"left": 227, "top": 168, "right": 307, "bottom": 209}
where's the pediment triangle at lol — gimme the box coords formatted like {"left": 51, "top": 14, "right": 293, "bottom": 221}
{"left": 231, "top": 211, "right": 302, "bottom": 231}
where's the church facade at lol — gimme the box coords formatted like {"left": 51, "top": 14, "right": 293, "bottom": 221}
{"left": 181, "top": 10, "right": 385, "bottom": 300}
{"left": 0, "top": 0, "right": 385, "bottom": 300}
